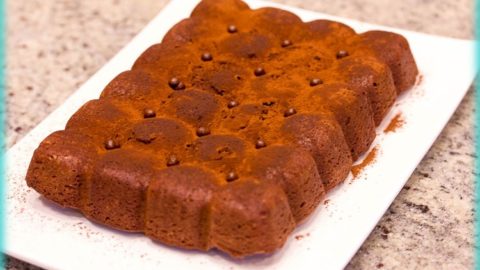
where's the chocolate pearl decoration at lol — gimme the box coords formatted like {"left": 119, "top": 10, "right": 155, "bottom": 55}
{"left": 254, "top": 67, "right": 266, "bottom": 77}
{"left": 104, "top": 139, "right": 119, "bottom": 150}
{"left": 201, "top": 52, "right": 213, "bottom": 61}
{"left": 176, "top": 82, "right": 186, "bottom": 90}
{"left": 255, "top": 139, "right": 266, "bottom": 149}
{"left": 336, "top": 50, "right": 349, "bottom": 59}
{"left": 227, "top": 24, "right": 237, "bottom": 33}
{"left": 168, "top": 77, "right": 180, "bottom": 89}
{"left": 226, "top": 171, "right": 239, "bottom": 182}
{"left": 168, "top": 78, "right": 186, "bottom": 90}
{"left": 281, "top": 39, "right": 292, "bottom": 47}
{"left": 196, "top": 127, "right": 211, "bottom": 137}
{"left": 143, "top": 108, "right": 156, "bottom": 118}
{"left": 284, "top": 108, "right": 297, "bottom": 117}
{"left": 227, "top": 100, "right": 238, "bottom": 108}
{"left": 166, "top": 155, "right": 180, "bottom": 167}
{"left": 263, "top": 101, "right": 275, "bottom": 106}
{"left": 310, "top": 78, "right": 323, "bottom": 87}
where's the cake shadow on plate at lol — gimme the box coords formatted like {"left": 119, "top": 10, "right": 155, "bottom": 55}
{"left": 38, "top": 191, "right": 325, "bottom": 264}
{"left": 39, "top": 196, "right": 84, "bottom": 218}
{"left": 37, "top": 199, "right": 286, "bottom": 265}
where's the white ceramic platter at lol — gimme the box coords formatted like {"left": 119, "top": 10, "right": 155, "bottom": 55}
{"left": 5, "top": 0, "right": 476, "bottom": 269}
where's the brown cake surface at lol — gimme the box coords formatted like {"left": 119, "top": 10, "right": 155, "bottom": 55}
{"left": 25, "top": 0, "right": 418, "bottom": 258}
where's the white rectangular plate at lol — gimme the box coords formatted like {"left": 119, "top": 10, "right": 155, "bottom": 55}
{"left": 6, "top": 0, "right": 477, "bottom": 269}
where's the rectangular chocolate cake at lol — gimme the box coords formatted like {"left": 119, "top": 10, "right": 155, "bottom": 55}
{"left": 26, "top": 0, "right": 418, "bottom": 257}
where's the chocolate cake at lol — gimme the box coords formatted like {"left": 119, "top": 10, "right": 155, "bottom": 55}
{"left": 26, "top": 0, "right": 418, "bottom": 258}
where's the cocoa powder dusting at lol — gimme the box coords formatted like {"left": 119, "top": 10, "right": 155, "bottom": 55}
{"left": 415, "top": 74, "right": 424, "bottom": 86}
{"left": 351, "top": 147, "right": 378, "bottom": 178}
{"left": 295, "top": 235, "right": 304, "bottom": 240}
{"left": 295, "top": 233, "right": 310, "bottom": 240}
{"left": 384, "top": 113, "right": 404, "bottom": 133}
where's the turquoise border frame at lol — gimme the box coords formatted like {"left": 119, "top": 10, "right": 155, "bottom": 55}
{"left": 476, "top": 0, "right": 480, "bottom": 269}
{"left": 0, "top": 0, "right": 5, "bottom": 266}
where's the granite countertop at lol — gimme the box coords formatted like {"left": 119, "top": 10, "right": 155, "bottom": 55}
{"left": 6, "top": 0, "right": 474, "bottom": 269}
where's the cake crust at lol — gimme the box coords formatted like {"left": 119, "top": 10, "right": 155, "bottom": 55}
{"left": 26, "top": 0, "right": 418, "bottom": 258}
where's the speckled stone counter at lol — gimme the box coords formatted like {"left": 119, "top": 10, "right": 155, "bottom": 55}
{"left": 6, "top": 0, "right": 474, "bottom": 269}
